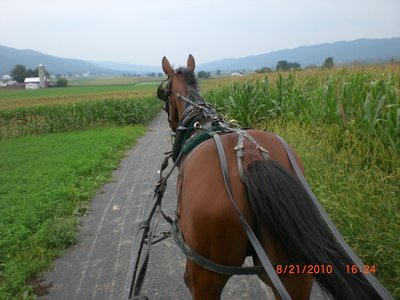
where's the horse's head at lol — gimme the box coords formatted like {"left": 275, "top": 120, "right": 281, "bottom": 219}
{"left": 159, "top": 54, "right": 202, "bottom": 132}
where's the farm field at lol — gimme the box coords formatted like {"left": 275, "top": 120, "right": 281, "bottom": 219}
{"left": 0, "top": 80, "right": 159, "bottom": 111}
{"left": 0, "top": 65, "right": 399, "bottom": 299}
{"left": 0, "top": 75, "right": 243, "bottom": 111}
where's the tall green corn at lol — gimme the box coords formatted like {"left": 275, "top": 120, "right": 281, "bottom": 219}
{"left": 0, "top": 97, "right": 161, "bottom": 138}
{"left": 206, "top": 66, "right": 399, "bottom": 172}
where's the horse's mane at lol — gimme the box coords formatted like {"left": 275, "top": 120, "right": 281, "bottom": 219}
{"left": 176, "top": 67, "right": 198, "bottom": 91}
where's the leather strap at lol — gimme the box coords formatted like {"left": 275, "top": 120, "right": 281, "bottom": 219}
{"left": 172, "top": 220, "right": 265, "bottom": 275}
{"left": 212, "top": 133, "right": 292, "bottom": 300}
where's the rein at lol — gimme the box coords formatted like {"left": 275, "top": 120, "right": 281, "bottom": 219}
{"left": 127, "top": 150, "right": 184, "bottom": 299}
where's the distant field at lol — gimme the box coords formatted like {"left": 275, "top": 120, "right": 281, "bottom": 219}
{"left": 66, "top": 76, "right": 161, "bottom": 86}
{"left": 0, "top": 76, "right": 243, "bottom": 110}
{"left": 0, "top": 80, "right": 160, "bottom": 110}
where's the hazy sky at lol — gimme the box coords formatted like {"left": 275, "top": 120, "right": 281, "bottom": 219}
{"left": 1, "top": 0, "right": 399, "bottom": 66}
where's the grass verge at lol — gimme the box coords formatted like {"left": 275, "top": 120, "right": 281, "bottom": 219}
{"left": 0, "top": 126, "right": 145, "bottom": 299}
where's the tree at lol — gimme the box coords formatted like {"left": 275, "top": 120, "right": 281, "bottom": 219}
{"left": 276, "top": 60, "right": 289, "bottom": 71}
{"left": 197, "top": 71, "right": 210, "bottom": 79}
{"left": 323, "top": 57, "right": 334, "bottom": 69}
{"left": 291, "top": 62, "right": 301, "bottom": 69}
{"left": 26, "top": 68, "right": 37, "bottom": 78}
{"left": 256, "top": 67, "right": 272, "bottom": 73}
{"left": 9, "top": 64, "right": 51, "bottom": 83}
{"left": 10, "top": 64, "right": 27, "bottom": 83}
{"left": 276, "top": 60, "right": 301, "bottom": 71}
{"left": 56, "top": 78, "right": 68, "bottom": 87}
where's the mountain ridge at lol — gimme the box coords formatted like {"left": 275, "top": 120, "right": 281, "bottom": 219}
{"left": 198, "top": 37, "right": 400, "bottom": 71}
{"left": 1, "top": 37, "right": 399, "bottom": 75}
{"left": 0, "top": 45, "right": 116, "bottom": 75}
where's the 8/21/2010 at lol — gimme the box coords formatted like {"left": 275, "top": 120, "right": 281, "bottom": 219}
{"left": 275, "top": 264, "right": 377, "bottom": 275}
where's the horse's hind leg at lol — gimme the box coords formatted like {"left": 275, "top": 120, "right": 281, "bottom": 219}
{"left": 184, "top": 260, "right": 230, "bottom": 300}
{"left": 253, "top": 229, "right": 313, "bottom": 300}
{"left": 258, "top": 272, "right": 313, "bottom": 300}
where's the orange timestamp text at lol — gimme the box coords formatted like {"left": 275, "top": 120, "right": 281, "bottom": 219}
{"left": 346, "top": 264, "right": 377, "bottom": 274}
{"left": 275, "top": 264, "right": 333, "bottom": 275}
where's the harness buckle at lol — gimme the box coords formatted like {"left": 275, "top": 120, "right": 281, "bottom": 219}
{"left": 234, "top": 144, "right": 244, "bottom": 151}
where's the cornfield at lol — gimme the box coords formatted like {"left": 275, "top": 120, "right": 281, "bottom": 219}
{"left": 0, "top": 97, "right": 161, "bottom": 139}
{"left": 206, "top": 66, "right": 399, "bottom": 173}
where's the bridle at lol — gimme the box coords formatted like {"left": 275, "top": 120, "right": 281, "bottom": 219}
{"left": 157, "top": 70, "right": 207, "bottom": 130}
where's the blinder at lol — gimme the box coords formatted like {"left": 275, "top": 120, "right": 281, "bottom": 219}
{"left": 157, "top": 78, "right": 172, "bottom": 113}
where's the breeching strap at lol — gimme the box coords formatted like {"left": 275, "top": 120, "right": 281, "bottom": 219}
{"left": 212, "top": 133, "right": 292, "bottom": 300}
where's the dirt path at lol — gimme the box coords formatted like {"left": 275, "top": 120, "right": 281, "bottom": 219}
{"left": 40, "top": 112, "right": 327, "bottom": 300}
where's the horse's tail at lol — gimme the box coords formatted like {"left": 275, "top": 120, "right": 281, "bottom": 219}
{"left": 245, "top": 159, "right": 381, "bottom": 300}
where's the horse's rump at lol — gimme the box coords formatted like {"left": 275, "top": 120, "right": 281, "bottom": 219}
{"left": 177, "top": 130, "right": 294, "bottom": 267}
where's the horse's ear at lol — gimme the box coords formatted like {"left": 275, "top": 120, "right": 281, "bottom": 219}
{"left": 162, "top": 56, "right": 174, "bottom": 76}
{"left": 187, "top": 54, "right": 195, "bottom": 71}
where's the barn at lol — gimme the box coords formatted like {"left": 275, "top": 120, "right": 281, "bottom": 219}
{"left": 24, "top": 77, "right": 42, "bottom": 89}
{"left": 24, "top": 64, "right": 48, "bottom": 89}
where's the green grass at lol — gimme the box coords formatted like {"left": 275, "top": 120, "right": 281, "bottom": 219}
{"left": 0, "top": 126, "right": 146, "bottom": 299}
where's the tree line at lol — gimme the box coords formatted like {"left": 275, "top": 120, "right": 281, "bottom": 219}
{"left": 196, "top": 57, "right": 335, "bottom": 78}
{"left": 256, "top": 57, "right": 334, "bottom": 73}
{"left": 10, "top": 64, "right": 50, "bottom": 83}
{"left": 9, "top": 64, "right": 68, "bottom": 87}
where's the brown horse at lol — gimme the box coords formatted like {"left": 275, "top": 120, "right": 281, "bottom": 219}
{"left": 159, "top": 55, "right": 387, "bottom": 300}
